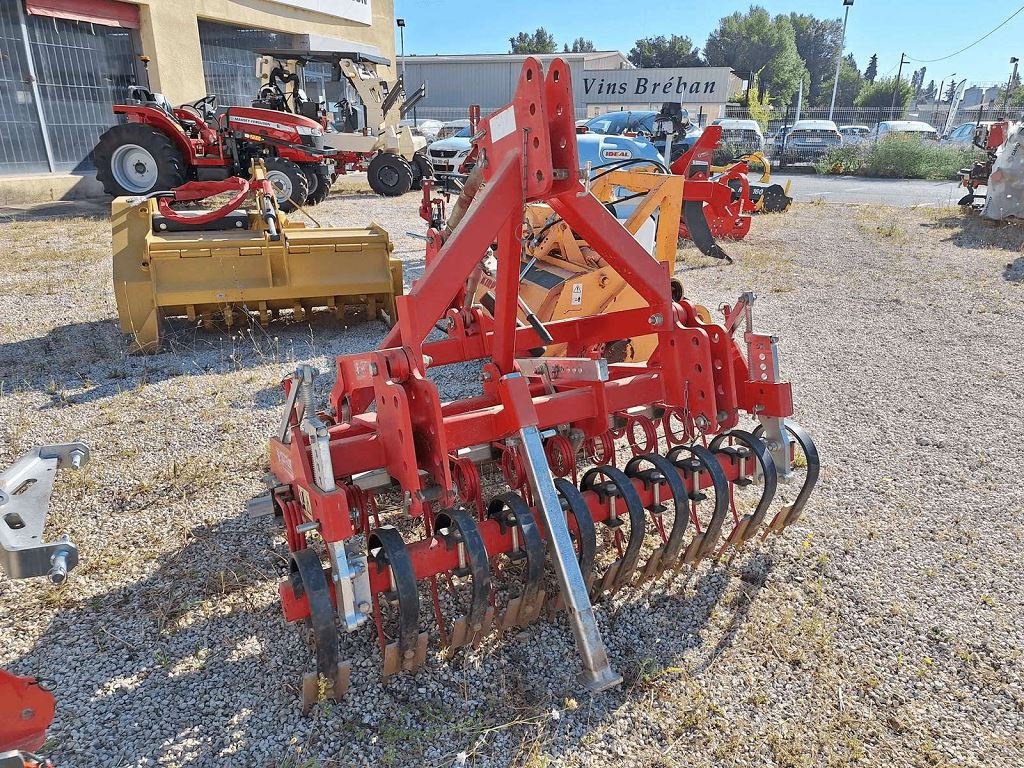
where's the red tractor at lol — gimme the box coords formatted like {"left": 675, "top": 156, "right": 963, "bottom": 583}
{"left": 93, "top": 86, "right": 335, "bottom": 210}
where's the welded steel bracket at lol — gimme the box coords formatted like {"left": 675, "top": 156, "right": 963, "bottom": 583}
{"left": 0, "top": 443, "right": 88, "bottom": 583}
{"left": 327, "top": 540, "right": 372, "bottom": 632}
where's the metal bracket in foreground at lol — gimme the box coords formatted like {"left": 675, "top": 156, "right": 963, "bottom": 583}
{"left": 0, "top": 442, "right": 88, "bottom": 583}
{"left": 517, "top": 421, "right": 622, "bottom": 692}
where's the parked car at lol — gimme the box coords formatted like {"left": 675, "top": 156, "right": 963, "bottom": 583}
{"left": 766, "top": 125, "right": 792, "bottom": 158}
{"left": 710, "top": 118, "right": 765, "bottom": 154}
{"left": 871, "top": 120, "right": 938, "bottom": 142}
{"left": 778, "top": 120, "right": 842, "bottom": 167}
{"left": 399, "top": 118, "right": 443, "bottom": 143}
{"left": 942, "top": 121, "right": 993, "bottom": 147}
{"left": 436, "top": 119, "right": 470, "bottom": 141}
{"left": 426, "top": 125, "right": 473, "bottom": 182}
{"left": 839, "top": 125, "right": 871, "bottom": 145}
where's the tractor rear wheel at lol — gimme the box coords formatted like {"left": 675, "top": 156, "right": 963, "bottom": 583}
{"left": 367, "top": 153, "right": 414, "bottom": 197}
{"left": 302, "top": 164, "right": 333, "bottom": 205}
{"left": 265, "top": 157, "right": 309, "bottom": 212}
{"left": 94, "top": 123, "right": 185, "bottom": 196}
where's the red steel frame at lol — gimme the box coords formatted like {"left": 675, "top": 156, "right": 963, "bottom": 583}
{"left": 673, "top": 125, "right": 753, "bottom": 241}
{"left": 268, "top": 58, "right": 794, "bottom": 625}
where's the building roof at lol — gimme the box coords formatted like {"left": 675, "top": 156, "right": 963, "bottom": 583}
{"left": 398, "top": 51, "right": 633, "bottom": 69}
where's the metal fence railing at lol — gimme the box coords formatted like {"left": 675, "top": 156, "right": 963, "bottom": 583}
{"left": 724, "top": 105, "right": 1023, "bottom": 136}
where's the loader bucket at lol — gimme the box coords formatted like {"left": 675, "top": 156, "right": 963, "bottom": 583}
{"left": 683, "top": 200, "right": 733, "bottom": 262}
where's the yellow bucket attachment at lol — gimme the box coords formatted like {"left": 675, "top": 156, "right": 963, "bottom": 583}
{"left": 111, "top": 198, "right": 403, "bottom": 353}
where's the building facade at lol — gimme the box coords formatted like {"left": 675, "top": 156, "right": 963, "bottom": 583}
{"left": 397, "top": 52, "right": 740, "bottom": 124}
{"left": 0, "top": 0, "right": 395, "bottom": 177}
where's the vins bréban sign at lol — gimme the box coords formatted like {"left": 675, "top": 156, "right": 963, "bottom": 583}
{"left": 581, "top": 67, "right": 735, "bottom": 105}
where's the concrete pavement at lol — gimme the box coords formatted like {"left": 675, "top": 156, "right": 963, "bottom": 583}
{"left": 772, "top": 172, "right": 963, "bottom": 207}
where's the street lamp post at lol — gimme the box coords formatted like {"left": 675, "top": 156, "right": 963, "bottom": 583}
{"left": 396, "top": 18, "right": 407, "bottom": 86}
{"left": 1003, "top": 57, "right": 1019, "bottom": 113}
{"left": 827, "top": 0, "right": 854, "bottom": 122}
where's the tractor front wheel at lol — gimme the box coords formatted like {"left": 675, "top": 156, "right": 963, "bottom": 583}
{"left": 94, "top": 123, "right": 185, "bottom": 196}
{"left": 367, "top": 153, "right": 414, "bottom": 197}
{"left": 265, "top": 157, "right": 309, "bottom": 212}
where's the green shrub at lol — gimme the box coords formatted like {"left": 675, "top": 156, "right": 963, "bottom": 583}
{"left": 815, "top": 136, "right": 983, "bottom": 180}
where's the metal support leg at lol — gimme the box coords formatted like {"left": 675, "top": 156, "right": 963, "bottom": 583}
{"left": 518, "top": 424, "right": 622, "bottom": 692}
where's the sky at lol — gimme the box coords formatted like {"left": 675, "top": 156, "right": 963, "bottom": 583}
{"left": 392, "top": 0, "right": 1024, "bottom": 87}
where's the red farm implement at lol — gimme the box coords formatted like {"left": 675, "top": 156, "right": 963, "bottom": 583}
{"left": 250, "top": 58, "right": 820, "bottom": 709}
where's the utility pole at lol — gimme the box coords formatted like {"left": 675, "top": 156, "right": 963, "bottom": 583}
{"left": 890, "top": 52, "right": 909, "bottom": 120}
{"left": 828, "top": 0, "right": 855, "bottom": 121}
{"left": 1003, "top": 57, "right": 1019, "bottom": 113}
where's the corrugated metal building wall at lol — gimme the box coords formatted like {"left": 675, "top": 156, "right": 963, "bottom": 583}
{"left": 398, "top": 53, "right": 614, "bottom": 121}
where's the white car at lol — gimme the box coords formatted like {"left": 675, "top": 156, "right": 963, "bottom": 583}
{"left": 839, "top": 125, "right": 871, "bottom": 145}
{"left": 872, "top": 120, "right": 938, "bottom": 142}
{"left": 778, "top": 119, "right": 842, "bottom": 166}
{"left": 437, "top": 119, "right": 470, "bottom": 140}
{"left": 426, "top": 126, "right": 473, "bottom": 181}
{"left": 398, "top": 118, "right": 443, "bottom": 143}
{"left": 710, "top": 118, "right": 765, "bottom": 153}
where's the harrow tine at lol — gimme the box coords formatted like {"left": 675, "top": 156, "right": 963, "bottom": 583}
{"left": 709, "top": 430, "right": 778, "bottom": 556}
{"left": 753, "top": 421, "right": 821, "bottom": 536}
{"left": 625, "top": 453, "right": 690, "bottom": 583}
{"left": 368, "top": 527, "right": 428, "bottom": 678}
{"left": 488, "top": 493, "right": 547, "bottom": 631}
{"left": 290, "top": 548, "right": 348, "bottom": 712}
{"left": 435, "top": 508, "right": 494, "bottom": 650}
{"left": 666, "top": 444, "right": 730, "bottom": 568}
{"left": 580, "top": 465, "right": 646, "bottom": 598}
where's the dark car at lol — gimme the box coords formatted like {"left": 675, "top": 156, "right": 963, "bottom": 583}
{"left": 779, "top": 119, "right": 842, "bottom": 167}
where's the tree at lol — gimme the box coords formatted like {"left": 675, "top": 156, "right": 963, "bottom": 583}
{"left": 856, "top": 76, "right": 913, "bottom": 116}
{"left": 943, "top": 80, "right": 959, "bottom": 103}
{"left": 703, "top": 8, "right": 807, "bottom": 103}
{"left": 922, "top": 79, "right": 937, "bottom": 102}
{"left": 564, "top": 37, "right": 596, "bottom": 53}
{"left": 509, "top": 27, "right": 557, "bottom": 55}
{"left": 628, "top": 35, "right": 702, "bottom": 68}
{"left": 788, "top": 12, "right": 844, "bottom": 105}
{"left": 818, "top": 53, "right": 862, "bottom": 109}
{"left": 865, "top": 53, "right": 878, "bottom": 83}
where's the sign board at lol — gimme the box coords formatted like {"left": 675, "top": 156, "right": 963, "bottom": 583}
{"left": 581, "top": 67, "right": 735, "bottom": 105}
{"left": 269, "top": 0, "right": 372, "bottom": 25}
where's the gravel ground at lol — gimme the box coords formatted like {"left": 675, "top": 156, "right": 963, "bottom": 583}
{"left": 1, "top": 188, "right": 1022, "bottom": 768}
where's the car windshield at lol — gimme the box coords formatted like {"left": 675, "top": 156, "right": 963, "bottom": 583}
{"left": 455, "top": 126, "right": 472, "bottom": 138}
{"left": 585, "top": 112, "right": 654, "bottom": 135}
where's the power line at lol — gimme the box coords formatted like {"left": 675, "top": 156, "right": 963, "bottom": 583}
{"left": 908, "top": 4, "right": 1024, "bottom": 63}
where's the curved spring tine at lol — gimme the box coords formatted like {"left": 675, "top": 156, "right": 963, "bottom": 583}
{"left": 624, "top": 452, "right": 689, "bottom": 582}
{"left": 553, "top": 477, "right": 597, "bottom": 585}
{"left": 435, "top": 507, "right": 494, "bottom": 649}
{"left": 488, "top": 493, "right": 547, "bottom": 630}
{"left": 709, "top": 429, "right": 778, "bottom": 553}
{"left": 580, "top": 464, "right": 646, "bottom": 597}
{"left": 666, "top": 444, "right": 730, "bottom": 567}
{"left": 291, "top": 548, "right": 349, "bottom": 710}
{"left": 753, "top": 421, "right": 821, "bottom": 534}
{"left": 368, "top": 526, "right": 428, "bottom": 677}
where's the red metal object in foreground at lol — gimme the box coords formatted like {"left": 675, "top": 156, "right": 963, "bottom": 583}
{"left": 673, "top": 125, "right": 753, "bottom": 242}
{"left": 0, "top": 669, "right": 55, "bottom": 754}
{"left": 258, "top": 58, "right": 819, "bottom": 707}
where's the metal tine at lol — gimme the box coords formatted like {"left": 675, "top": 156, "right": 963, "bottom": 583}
{"left": 710, "top": 430, "right": 779, "bottom": 559}
{"left": 488, "top": 493, "right": 547, "bottom": 635}
{"left": 435, "top": 508, "right": 493, "bottom": 652}
{"left": 580, "top": 465, "right": 647, "bottom": 601}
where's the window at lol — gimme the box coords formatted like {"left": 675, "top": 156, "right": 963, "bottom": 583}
{"left": 198, "top": 20, "right": 297, "bottom": 107}
{"left": 26, "top": 12, "right": 138, "bottom": 171}
{"left": 0, "top": 0, "right": 49, "bottom": 174}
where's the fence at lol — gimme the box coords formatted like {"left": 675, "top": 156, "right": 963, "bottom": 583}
{"left": 723, "top": 105, "right": 1024, "bottom": 136}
